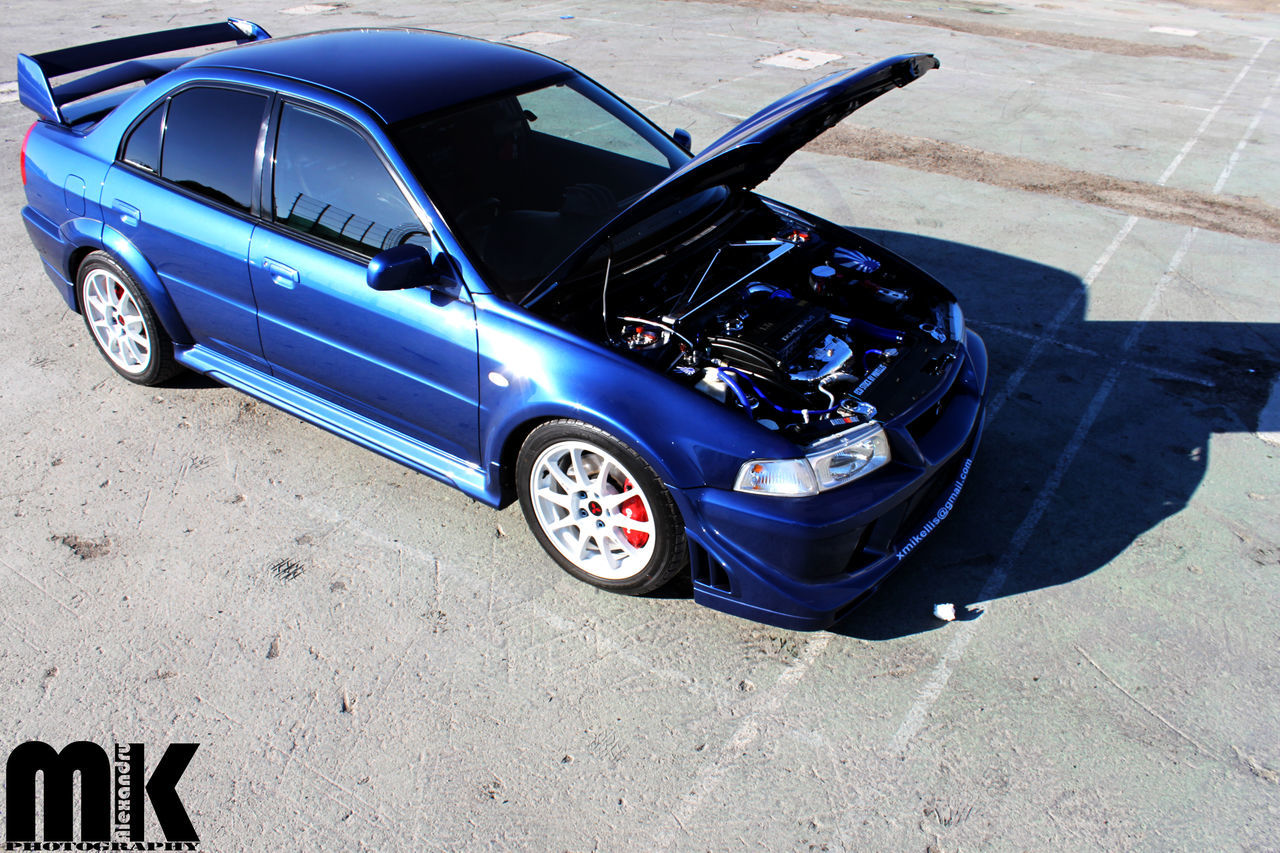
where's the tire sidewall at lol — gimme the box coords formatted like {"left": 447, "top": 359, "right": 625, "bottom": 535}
{"left": 516, "top": 420, "right": 686, "bottom": 595}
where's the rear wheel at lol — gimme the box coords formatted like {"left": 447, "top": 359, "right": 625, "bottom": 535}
{"left": 516, "top": 420, "right": 687, "bottom": 594}
{"left": 77, "top": 252, "right": 178, "bottom": 385}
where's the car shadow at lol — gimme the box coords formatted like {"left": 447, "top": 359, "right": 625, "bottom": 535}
{"left": 823, "top": 229, "right": 1280, "bottom": 639}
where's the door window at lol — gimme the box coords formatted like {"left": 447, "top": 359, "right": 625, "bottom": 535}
{"left": 272, "top": 104, "right": 421, "bottom": 257}
{"left": 160, "top": 87, "right": 267, "bottom": 212}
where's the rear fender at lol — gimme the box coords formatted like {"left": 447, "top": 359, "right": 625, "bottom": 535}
{"left": 91, "top": 225, "right": 195, "bottom": 344}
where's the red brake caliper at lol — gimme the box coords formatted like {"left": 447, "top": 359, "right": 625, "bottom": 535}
{"left": 618, "top": 478, "right": 649, "bottom": 548}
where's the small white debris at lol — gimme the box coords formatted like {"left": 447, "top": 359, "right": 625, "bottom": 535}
{"left": 506, "top": 32, "right": 572, "bottom": 46}
{"left": 1149, "top": 26, "right": 1199, "bottom": 37}
{"left": 0, "top": 82, "right": 19, "bottom": 104}
{"left": 933, "top": 603, "right": 957, "bottom": 622}
{"left": 761, "top": 49, "right": 842, "bottom": 71}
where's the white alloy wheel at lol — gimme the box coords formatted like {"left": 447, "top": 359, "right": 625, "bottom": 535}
{"left": 528, "top": 438, "right": 657, "bottom": 581}
{"left": 82, "top": 266, "right": 152, "bottom": 375}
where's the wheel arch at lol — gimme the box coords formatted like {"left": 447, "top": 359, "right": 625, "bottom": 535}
{"left": 74, "top": 229, "right": 195, "bottom": 345}
{"left": 488, "top": 406, "right": 696, "bottom": 510}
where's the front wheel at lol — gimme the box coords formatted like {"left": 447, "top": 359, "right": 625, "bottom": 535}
{"left": 77, "top": 252, "right": 178, "bottom": 385}
{"left": 516, "top": 421, "right": 687, "bottom": 595}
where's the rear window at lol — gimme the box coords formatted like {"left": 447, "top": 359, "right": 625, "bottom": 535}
{"left": 160, "top": 87, "right": 267, "bottom": 212}
{"left": 121, "top": 103, "right": 164, "bottom": 173}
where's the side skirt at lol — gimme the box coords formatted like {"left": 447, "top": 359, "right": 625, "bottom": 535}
{"left": 175, "top": 344, "right": 498, "bottom": 506}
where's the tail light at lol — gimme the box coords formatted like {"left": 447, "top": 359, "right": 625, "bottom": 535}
{"left": 20, "top": 121, "right": 36, "bottom": 186}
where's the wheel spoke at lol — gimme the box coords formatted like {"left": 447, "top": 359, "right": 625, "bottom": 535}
{"left": 574, "top": 530, "right": 594, "bottom": 563}
{"left": 598, "top": 486, "right": 640, "bottom": 511}
{"left": 545, "top": 514, "right": 578, "bottom": 533}
{"left": 535, "top": 485, "right": 573, "bottom": 509}
{"left": 121, "top": 338, "right": 144, "bottom": 366}
{"left": 615, "top": 517, "right": 654, "bottom": 535}
{"left": 609, "top": 529, "right": 640, "bottom": 556}
{"left": 598, "top": 536, "right": 621, "bottom": 573}
{"left": 570, "top": 448, "right": 596, "bottom": 491}
{"left": 595, "top": 457, "right": 615, "bottom": 491}
{"left": 546, "top": 461, "right": 576, "bottom": 493}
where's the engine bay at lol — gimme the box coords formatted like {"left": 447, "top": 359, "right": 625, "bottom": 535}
{"left": 554, "top": 197, "right": 964, "bottom": 443}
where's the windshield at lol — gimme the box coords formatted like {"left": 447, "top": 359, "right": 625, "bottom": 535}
{"left": 393, "top": 74, "right": 689, "bottom": 299}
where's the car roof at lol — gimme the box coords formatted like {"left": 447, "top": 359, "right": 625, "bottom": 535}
{"left": 183, "top": 28, "right": 571, "bottom": 125}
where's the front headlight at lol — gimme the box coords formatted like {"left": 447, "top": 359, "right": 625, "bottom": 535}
{"left": 734, "top": 423, "right": 891, "bottom": 497}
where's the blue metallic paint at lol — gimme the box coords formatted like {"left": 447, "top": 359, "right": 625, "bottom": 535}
{"left": 184, "top": 29, "right": 570, "bottom": 125}
{"left": 18, "top": 23, "right": 986, "bottom": 630}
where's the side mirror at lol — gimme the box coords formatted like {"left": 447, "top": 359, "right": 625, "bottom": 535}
{"left": 672, "top": 128, "right": 692, "bottom": 153}
{"left": 367, "top": 244, "right": 458, "bottom": 293}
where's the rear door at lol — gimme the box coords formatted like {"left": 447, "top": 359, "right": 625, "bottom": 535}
{"left": 248, "top": 100, "right": 480, "bottom": 463}
{"left": 102, "top": 85, "right": 269, "bottom": 370}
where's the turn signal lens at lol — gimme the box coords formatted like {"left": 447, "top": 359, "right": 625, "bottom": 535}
{"left": 733, "top": 459, "right": 818, "bottom": 497}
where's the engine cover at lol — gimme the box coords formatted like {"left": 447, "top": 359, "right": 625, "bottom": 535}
{"left": 703, "top": 298, "right": 827, "bottom": 383}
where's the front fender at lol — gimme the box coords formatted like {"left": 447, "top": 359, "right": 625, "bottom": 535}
{"left": 476, "top": 299, "right": 796, "bottom": 496}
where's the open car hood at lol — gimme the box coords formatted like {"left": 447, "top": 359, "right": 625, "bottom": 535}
{"left": 523, "top": 52, "right": 938, "bottom": 305}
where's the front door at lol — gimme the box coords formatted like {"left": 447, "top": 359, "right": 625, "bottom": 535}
{"left": 248, "top": 102, "right": 480, "bottom": 463}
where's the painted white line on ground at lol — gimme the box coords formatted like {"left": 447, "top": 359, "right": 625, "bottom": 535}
{"left": 671, "top": 70, "right": 766, "bottom": 106}
{"left": 657, "top": 634, "right": 832, "bottom": 850}
{"left": 985, "top": 215, "right": 1136, "bottom": 423}
{"left": 977, "top": 322, "right": 1216, "bottom": 387}
{"left": 891, "top": 226, "right": 1199, "bottom": 751}
{"left": 0, "top": 82, "right": 17, "bottom": 104}
{"left": 1157, "top": 37, "right": 1271, "bottom": 186}
{"left": 891, "top": 36, "right": 1275, "bottom": 752}
{"left": 1213, "top": 69, "right": 1280, "bottom": 194}
{"left": 294, "top": 495, "right": 733, "bottom": 705}
{"left": 506, "top": 31, "right": 571, "bottom": 46}
{"left": 955, "top": 69, "right": 1212, "bottom": 112}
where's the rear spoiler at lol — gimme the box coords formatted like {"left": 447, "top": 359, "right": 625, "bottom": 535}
{"left": 17, "top": 18, "right": 270, "bottom": 124}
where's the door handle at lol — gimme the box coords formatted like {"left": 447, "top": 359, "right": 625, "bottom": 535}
{"left": 263, "top": 258, "right": 299, "bottom": 289}
{"left": 112, "top": 200, "right": 140, "bottom": 227}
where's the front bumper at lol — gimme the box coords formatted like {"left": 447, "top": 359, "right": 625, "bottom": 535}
{"left": 675, "top": 330, "right": 987, "bottom": 630}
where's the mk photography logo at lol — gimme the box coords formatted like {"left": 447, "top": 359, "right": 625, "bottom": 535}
{"left": 4, "top": 741, "right": 199, "bottom": 852}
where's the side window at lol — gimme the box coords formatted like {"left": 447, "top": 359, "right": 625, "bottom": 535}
{"left": 160, "top": 87, "right": 267, "bottom": 212}
{"left": 272, "top": 104, "right": 420, "bottom": 257}
{"left": 122, "top": 103, "right": 164, "bottom": 173}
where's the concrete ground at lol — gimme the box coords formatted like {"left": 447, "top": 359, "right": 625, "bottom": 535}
{"left": 2, "top": 0, "right": 1278, "bottom": 850}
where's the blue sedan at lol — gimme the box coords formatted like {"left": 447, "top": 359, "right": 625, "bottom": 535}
{"left": 18, "top": 20, "right": 985, "bottom": 629}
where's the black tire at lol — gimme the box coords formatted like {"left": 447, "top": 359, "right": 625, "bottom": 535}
{"left": 76, "top": 252, "right": 179, "bottom": 385}
{"left": 515, "top": 420, "right": 687, "bottom": 595}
